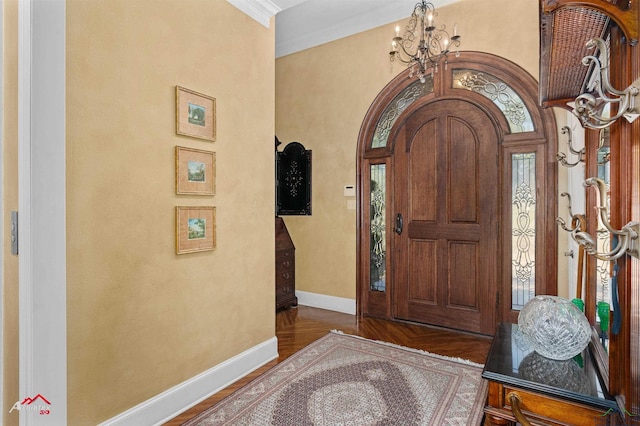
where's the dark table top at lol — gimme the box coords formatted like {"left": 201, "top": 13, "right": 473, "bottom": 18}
{"left": 482, "top": 323, "right": 618, "bottom": 412}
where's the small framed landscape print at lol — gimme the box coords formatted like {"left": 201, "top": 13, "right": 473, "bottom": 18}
{"left": 175, "top": 146, "right": 216, "bottom": 195}
{"left": 176, "top": 86, "right": 216, "bottom": 141}
{"left": 176, "top": 206, "right": 216, "bottom": 254}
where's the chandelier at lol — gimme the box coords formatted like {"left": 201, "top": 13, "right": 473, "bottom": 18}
{"left": 389, "top": 1, "right": 461, "bottom": 83}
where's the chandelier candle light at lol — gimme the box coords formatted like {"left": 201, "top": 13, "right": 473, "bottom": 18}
{"left": 389, "top": 0, "right": 461, "bottom": 83}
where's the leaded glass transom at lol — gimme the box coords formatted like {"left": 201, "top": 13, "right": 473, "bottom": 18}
{"left": 453, "top": 69, "right": 534, "bottom": 133}
{"left": 371, "top": 77, "right": 434, "bottom": 148}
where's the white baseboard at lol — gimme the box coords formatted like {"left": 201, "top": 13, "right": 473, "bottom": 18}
{"left": 296, "top": 291, "right": 356, "bottom": 315}
{"left": 98, "top": 336, "right": 278, "bottom": 426}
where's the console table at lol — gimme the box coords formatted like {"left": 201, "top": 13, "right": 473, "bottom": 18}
{"left": 482, "top": 323, "right": 619, "bottom": 425}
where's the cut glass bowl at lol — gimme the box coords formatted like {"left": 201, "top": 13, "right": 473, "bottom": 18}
{"left": 518, "top": 295, "right": 591, "bottom": 360}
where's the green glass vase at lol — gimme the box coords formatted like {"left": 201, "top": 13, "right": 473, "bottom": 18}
{"left": 597, "top": 301, "right": 610, "bottom": 335}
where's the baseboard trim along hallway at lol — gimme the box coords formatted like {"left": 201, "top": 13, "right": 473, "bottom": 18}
{"left": 97, "top": 337, "right": 278, "bottom": 426}
{"left": 296, "top": 290, "right": 356, "bottom": 315}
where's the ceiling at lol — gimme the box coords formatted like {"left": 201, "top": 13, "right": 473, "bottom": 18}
{"left": 273, "top": 0, "right": 460, "bottom": 58}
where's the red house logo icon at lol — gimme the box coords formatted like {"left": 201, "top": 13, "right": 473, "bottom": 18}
{"left": 9, "top": 394, "right": 51, "bottom": 414}
{"left": 21, "top": 394, "right": 51, "bottom": 406}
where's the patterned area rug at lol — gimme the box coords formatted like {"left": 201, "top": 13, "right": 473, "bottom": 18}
{"left": 184, "top": 331, "right": 487, "bottom": 425}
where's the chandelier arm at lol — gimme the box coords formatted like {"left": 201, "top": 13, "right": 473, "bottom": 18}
{"left": 391, "top": 51, "right": 414, "bottom": 65}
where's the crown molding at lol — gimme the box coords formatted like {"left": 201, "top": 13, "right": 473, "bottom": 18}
{"left": 227, "top": 0, "right": 281, "bottom": 28}
{"left": 275, "top": 0, "right": 460, "bottom": 58}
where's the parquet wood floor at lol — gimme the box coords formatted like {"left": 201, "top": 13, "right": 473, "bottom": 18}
{"left": 164, "top": 305, "right": 493, "bottom": 425}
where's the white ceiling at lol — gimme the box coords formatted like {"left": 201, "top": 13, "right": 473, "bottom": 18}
{"left": 272, "top": 0, "right": 460, "bottom": 58}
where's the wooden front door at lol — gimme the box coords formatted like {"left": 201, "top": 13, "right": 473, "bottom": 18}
{"left": 393, "top": 99, "right": 498, "bottom": 335}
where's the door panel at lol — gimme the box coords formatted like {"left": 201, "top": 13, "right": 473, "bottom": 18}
{"left": 408, "top": 119, "right": 437, "bottom": 222}
{"left": 408, "top": 239, "right": 437, "bottom": 303}
{"left": 448, "top": 241, "right": 478, "bottom": 309}
{"left": 449, "top": 119, "right": 478, "bottom": 223}
{"left": 394, "top": 99, "right": 498, "bottom": 335}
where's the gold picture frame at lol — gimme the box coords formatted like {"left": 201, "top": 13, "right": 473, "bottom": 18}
{"left": 175, "top": 146, "right": 216, "bottom": 195}
{"left": 176, "top": 86, "right": 216, "bottom": 141}
{"left": 176, "top": 206, "right": 216, "bottom": 254}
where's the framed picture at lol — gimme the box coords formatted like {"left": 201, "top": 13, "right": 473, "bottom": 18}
{"left": 175, "top": 206, "right": 216, "bottom": 254}
{"left": 175, "top": 146, "right": 216, "bottom": 195}
{"left": 176, "top": 86, "right": 216, "bottom": 141}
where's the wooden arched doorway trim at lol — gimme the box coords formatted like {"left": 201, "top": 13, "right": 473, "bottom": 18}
{"left": 356, "top": 51, "right": 558, "bottom": 334}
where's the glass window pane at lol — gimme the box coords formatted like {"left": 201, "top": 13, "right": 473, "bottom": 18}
{"left": 370, "top": 164, "right": 386, "bottom": 291}
{"left": 512, "top": 153, "right": 536, "bottom": 310}
{"left": 596, "top": 142, "right": 611, "bottom": 306}
{"left": 453, "top": 69, "right": 534, "bottom": 133}
{"left": 371, "top": 78, "right": 433, "bottom": 148}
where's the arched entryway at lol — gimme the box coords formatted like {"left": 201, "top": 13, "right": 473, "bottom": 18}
{"left": 356, "top": 52, "right": 558, "bottom": 335}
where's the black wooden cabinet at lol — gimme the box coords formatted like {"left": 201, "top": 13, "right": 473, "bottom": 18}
{"left": 275, "top": 217, "right": 297, "bottom": 310}
{"left": 276, "top": 141, "right": 311, "bottom": 216}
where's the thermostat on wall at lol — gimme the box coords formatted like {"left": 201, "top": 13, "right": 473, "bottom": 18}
{"left": 344, "top": 185, "right": 355, "bottom": 197}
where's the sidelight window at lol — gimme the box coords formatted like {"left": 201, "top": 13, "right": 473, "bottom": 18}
{"left": 370, "top": 164, "right": 386, "bottom": 291}
{"left": 511, "top": 152, "right": 537, "bottom": 310}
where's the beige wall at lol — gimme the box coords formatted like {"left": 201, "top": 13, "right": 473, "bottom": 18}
{"left": 66, "top": 1, "right": 275, "bottom": 424}
{"left": 3, "top": 0, "right": 20, "bottom": 425}
{"left": 1, "top": 0, "right": 572, "bottom": 424}
{"left": 276, "top": 0, "right": 569, "bottom": 301}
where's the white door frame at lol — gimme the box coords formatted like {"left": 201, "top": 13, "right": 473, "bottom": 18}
{"left": 0, "top": 0, "right": 4, "bottom": 419}
{"left": 18, "top": 1, "right": 67, "bottom": 425}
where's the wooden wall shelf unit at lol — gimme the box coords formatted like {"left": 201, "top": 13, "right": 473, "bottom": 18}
{"left": 539, "top": 0, "right": 640, "bottom": 417}
{"left": 539, "top": 0, "right": 639, "bottom": 108}
{"left": 541, "top": 0, "right": 639, "bottom": 43}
